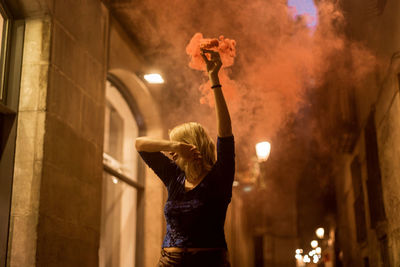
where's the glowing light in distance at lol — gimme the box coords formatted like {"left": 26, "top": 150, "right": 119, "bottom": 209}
{"left": 316, "top": 247, "right": 321, "bottom": 254}
{"left": 313, "top": 255, "right": 319, "bottom": 263}
{"left": 303, "top": 255, "right": 310, "bottom": 263}
{"left": 255, "top": 141, "right": 271, "bottom": 161}
{"left": 309, "top": 250, "right": 315, "bottom": 256}
{"left": 311, "top": 240, "right": 318, "bottom": 248}
{"left": 112, "top": 177, "right": 119, "bottom": 184}
{"left": 296, "top": 249, "right": 303, "bottom": 254}
{"left": 144, "top": 73, "right": 164, "bottom": 84}
{"left": 316, "top": 227, "right": 325, "bottom": 239}
{"left": 232, "top": 181, "right": 239, "bottom": 187}
{"left": 295, "top": 254, "right": 302, "bottom": 260}
{"left": 243, "top": 186, "right": 252, "bottom": 192}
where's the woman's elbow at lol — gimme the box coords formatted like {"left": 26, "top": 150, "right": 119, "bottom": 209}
{"left": 135, "top": 137, "right": 144, "bottom": 151}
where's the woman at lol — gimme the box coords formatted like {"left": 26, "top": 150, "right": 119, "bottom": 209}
{"left": 135, "top": 49, "right": 234, "bottom": 267}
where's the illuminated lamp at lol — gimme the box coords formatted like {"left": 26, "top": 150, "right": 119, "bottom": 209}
{"left": 316, "top": 227, "right": 325, "bottom": 239}
{"left": 255, "top": 141, "right": 271, "bottom": 162}
{"left": 311, "top": 240, "right": 318, "bottom": 248}
{"left": 144, "top": 73, "right": 164, "bottom": 84}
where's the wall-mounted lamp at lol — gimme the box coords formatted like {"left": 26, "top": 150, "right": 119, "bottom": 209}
{"left": 144, "top": 73, "right": 164, "bottom": 84}
{"left": 255, "top": 141, "right": 271, "bottom": 162}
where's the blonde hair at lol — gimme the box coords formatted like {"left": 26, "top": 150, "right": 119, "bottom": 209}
{"left": 169, "top": 122, "right": 216, "bottom": 181}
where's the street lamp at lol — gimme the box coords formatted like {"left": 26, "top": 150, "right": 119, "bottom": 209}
{"left": 255, "top": 141, "right": 271, "bottom": 162}
{"left": 316, "top": 227, "right": 325, "bottom": 239}
{"left": 313, "top": 255, "right": 319, "bottom": 263}
{"left": 303, "top": 255, "right": 310, "bottom": 263}
{"left": 311, "top": 240, "right": 318, "bottom": 248}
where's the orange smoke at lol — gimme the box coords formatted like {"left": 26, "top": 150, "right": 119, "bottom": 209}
{"left": 186, "top": 33, "right": 238, "bottom": 106}
{"left": 179, "top": 0, "right": 376, "bottom": 144}
{"left": 126, "top": 0, "right": 376, "bottom": 172}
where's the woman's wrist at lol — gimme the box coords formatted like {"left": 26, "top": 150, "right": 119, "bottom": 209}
{"left": 209, "top": 73, "right": 220, "bottom": 86}
{"left": 170, "top": 141, "right": 181, "bottom": 153}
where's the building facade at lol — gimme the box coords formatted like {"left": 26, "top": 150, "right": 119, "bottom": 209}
{"left": 0, "top": 1, "right": 167, "bottom": 266}
{"left": 1, "top": 0, "right": 400, "bottom": 267}
{"left": 332, "top": 0, "right": 400, "bottom": 266}
{"left": 0, "top": 1, "right": 254, "bottom": 266}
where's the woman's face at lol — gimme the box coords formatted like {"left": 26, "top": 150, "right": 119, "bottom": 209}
{"left": 170, "top": 152, "right": 187, "bottom": 170}
{"left": 169, "top": 151, "right": 178, "bottom": 162}
{"left": 169, "top": 137, "right": 185, "bottom": 168}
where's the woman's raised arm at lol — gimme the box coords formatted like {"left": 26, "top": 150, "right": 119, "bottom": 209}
{"left": 201, "top": 49, "right": 232, "bottom": 137}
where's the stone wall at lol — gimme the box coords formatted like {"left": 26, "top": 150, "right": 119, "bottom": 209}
{"left": 8, "top": 0, "right": 108, "bottom": 266}
{"left": 40, "top": 1, "right": 107, "bottom": 266}
{"left": 7, "top": 1, "right": 167, "bottom": 266}
{"left": 8, "top": 17, "right": 51, "bottom": 267}
{"left": 334, "top": 0, "right": 400, "bottom": 266}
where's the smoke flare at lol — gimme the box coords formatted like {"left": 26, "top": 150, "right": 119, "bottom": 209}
{"left": 186, "top": 33, "right": 238, "bottom": 106}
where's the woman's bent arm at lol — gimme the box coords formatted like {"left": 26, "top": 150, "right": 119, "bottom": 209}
{"left": 135, "top": 137, "right": 179, "bottom": 152}
{"left": 135, "top": 137, "right": 202, "bottom": 162}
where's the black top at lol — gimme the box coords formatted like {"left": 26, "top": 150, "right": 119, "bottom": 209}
{"left": 139, "top": 136, "right": 235, "bottom": 248}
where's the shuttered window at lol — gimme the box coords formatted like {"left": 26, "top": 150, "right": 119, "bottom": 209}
{"left": 350, "top": 156, "right": 367, "bottom": 243}
{"left": 364, "top": 112, "right": 386, "bottom": 228}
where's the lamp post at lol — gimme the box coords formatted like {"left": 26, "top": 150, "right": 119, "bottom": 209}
{"left": 316, "top": 227, "right": 324, "bottom": 239}
{"left": 255, "top": 141, "right": 271, "bottom": 188}
{"left": 311, "top": 240, "right": 318, "bottom": 249}
{"left": 255, "top": 141, "right": 271, "bottom": 162}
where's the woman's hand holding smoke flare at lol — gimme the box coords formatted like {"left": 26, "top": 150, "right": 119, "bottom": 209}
{"left": 200, "top": 39, "right": 219, "bottom": 50}
{"left": 200, "top": 49, "right": 222, "bottom": 85}
{"left": 169, "top": 143, "right": 202, "bottom": 163}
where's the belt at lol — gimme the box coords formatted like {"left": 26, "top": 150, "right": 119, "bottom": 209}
{"left": 163, "top": 247, "right": 225, "bottom": 253}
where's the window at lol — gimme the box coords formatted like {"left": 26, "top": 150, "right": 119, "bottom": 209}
{"left": 0, "top": 5, "right": 24, "bottom": 267}
{"left": 364, "top": 111, "right": 386, "bottom": 228}
{"left": 363, "top": 257, "right": 370, "bottom": 267}
{"left": 379, "top": 235, "right": 390, "bottom": 267}
{"left": 365, "top": 0, "right": 388, "bottom": 16}
{"left": 0, "top": 5, "right": 9, "bottom": 103}
{"left": 376, "top": 0, "right": 387, "bottom": 15}
{"left": 99, "top": 79, "right": 145, "bottom": 267}
{"left": 350, "top": 156, "right": 367, "bottom": 243}
{"left": 254, "top": 235, "right": 264, "bottom": 267}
